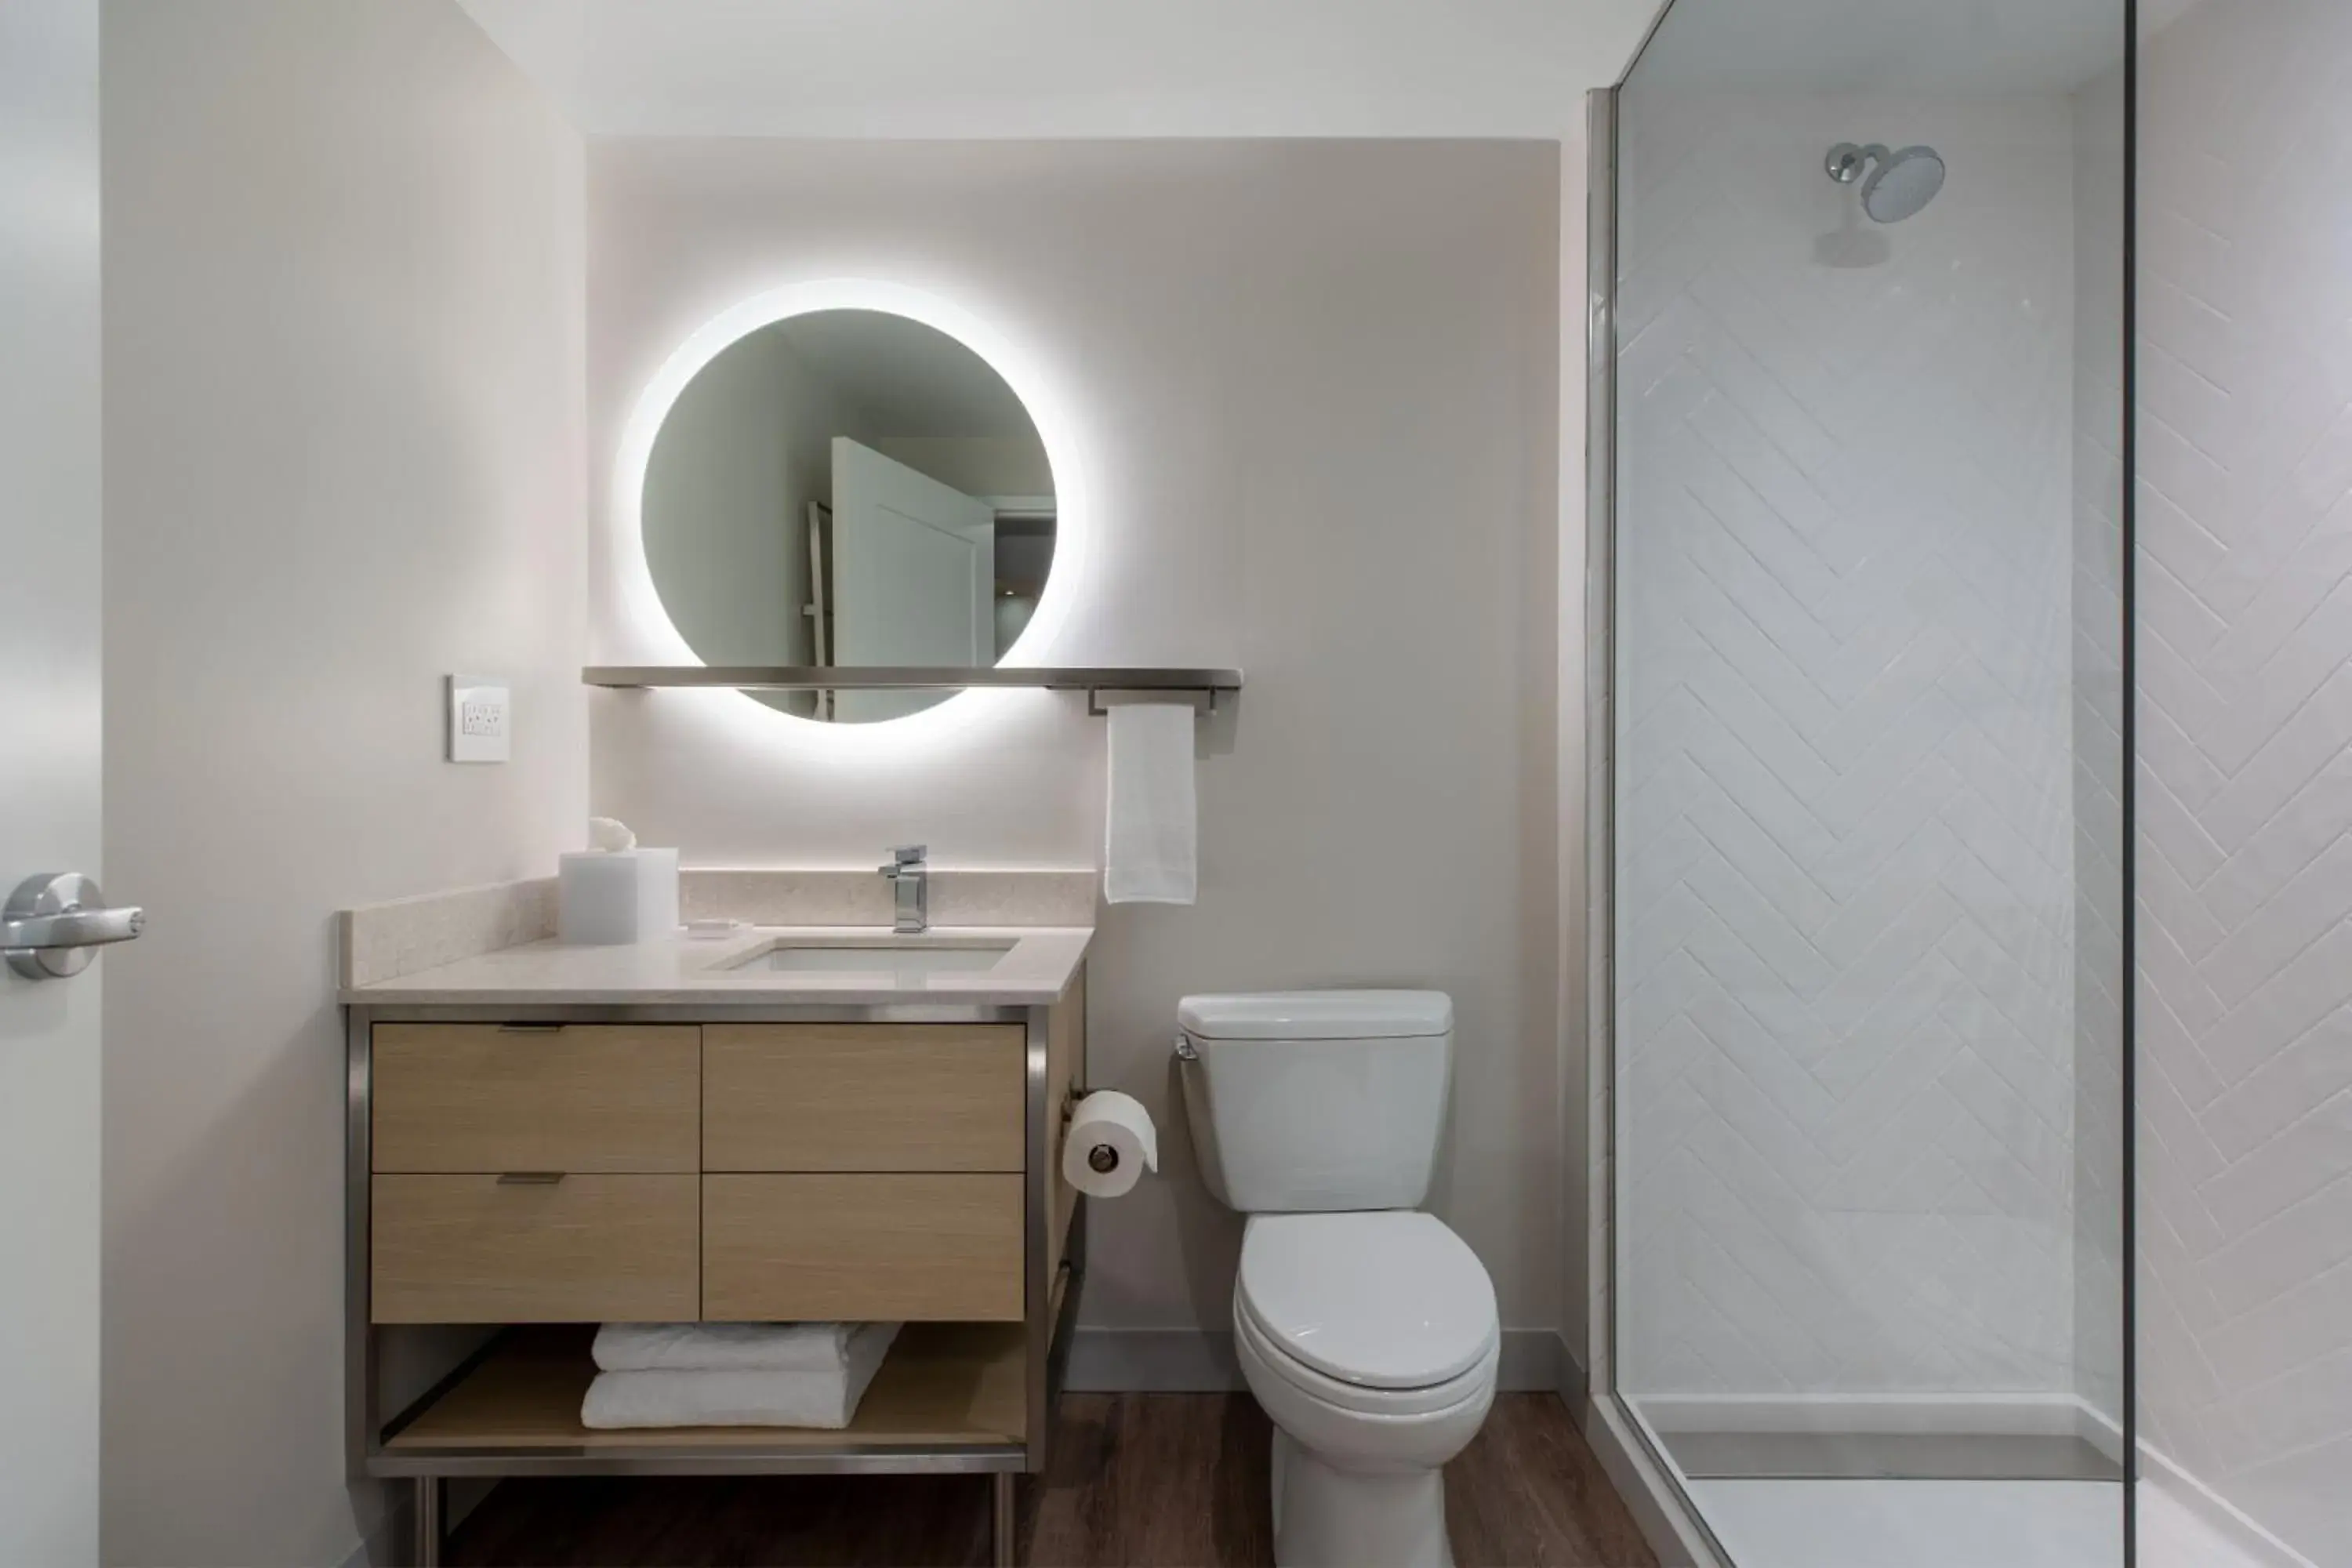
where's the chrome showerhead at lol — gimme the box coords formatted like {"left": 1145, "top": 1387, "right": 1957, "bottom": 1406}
{"left": 1825, "top": 142, "right": 1946, "bottom": 223}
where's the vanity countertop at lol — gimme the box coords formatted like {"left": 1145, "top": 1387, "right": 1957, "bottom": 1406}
{"left": 339, "top": 924, "right": 1092, "bottom": 1008}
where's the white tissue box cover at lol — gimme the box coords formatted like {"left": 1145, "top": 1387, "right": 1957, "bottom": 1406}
{"left": 559, "top": 848, "right": 679, "bottom": 945}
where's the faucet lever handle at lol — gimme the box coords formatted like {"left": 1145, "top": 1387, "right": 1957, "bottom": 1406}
{"left": 887, "top": 844, "right": 927, "bottom": 867}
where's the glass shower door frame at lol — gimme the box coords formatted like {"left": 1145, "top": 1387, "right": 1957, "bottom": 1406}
{"left": 1579, "top": 4, "right": 2140, "bottom": 1560}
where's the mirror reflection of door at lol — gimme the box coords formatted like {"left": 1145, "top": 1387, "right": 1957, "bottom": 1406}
{"left": 829, "top": 438, "right": 995, "bottom": 723}
{"left": 640, "top": 307, "right": 1056, "bottom": 724}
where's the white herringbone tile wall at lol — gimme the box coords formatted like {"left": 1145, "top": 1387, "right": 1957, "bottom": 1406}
{"left": 1613, "top": 82, "right": 2090, "bottom": 1399}
{"left": 2137, "top": 2, "right": 2352, "bottom": 1559}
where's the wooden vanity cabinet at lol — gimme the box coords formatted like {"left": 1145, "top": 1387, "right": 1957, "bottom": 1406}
{"left": 372, "top": 1173, "right": 701, "bottom": 1323}
{"left": 372, "top": 1023, "right": 702, "bottom": 1173}
{"left": 347, "top": 971, "right": 1087, "bottom": 1568}
{"left": 367, "top": 1020, "right": 1039, "bottom": 1326}
{"left": 701, "top": 1022, "right": 1025, "bottom": 1172}
{"left": 369, "top": 1024, "right": 704, "bottom": 1323}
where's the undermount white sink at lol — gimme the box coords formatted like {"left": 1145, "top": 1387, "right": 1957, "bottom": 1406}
{"left": 720, "top": 936, "right": 1018, "bottom": 975}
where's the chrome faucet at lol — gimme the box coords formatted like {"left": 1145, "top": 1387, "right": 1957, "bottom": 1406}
{"left": 878, "top": 844, "right": 929, "bottom": 934}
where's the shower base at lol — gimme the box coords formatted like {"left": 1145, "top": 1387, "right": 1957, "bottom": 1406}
{"left": 1691, "top": 1479, "right": 2124, "bottom": 1568}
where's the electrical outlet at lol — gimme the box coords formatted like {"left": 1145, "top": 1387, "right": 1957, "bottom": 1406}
{"left": 447, "top": 675, "right": 510, "bottom": 764}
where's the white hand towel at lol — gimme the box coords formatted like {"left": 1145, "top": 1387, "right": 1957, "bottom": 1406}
{"left": 581, "top": 1323, "right": 900, "bottom": 1430}
{"left": 593, "top": 1320, "right": 866, "bottom": 1374}
{"left": 1104, "top": 702, "right": 1198, "bottom": 905}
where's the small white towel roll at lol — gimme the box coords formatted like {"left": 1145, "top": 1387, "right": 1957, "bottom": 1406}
{"left": 1104, "top": 702, "right": 1198, "bottom": 905}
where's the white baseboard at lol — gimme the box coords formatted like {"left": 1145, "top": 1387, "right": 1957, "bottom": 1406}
{"left": 1065, "top": 1327, "right": 1242, "bottom": 1391}
{"left": 1495, "top": 1330, "right": 1566, "bottom": 1392}
{"left": 1065, "top": 1328, "right": 1573, "bottom": 1394}
{"left": 1556, "top": 1341, "right": 1590, "bottom": 1406}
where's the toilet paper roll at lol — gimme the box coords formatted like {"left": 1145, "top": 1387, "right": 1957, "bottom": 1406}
{"left": 1062, "top": 1091, "right": 1158, "bottom": 1200}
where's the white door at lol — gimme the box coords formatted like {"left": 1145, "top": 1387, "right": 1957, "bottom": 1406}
{"left": 828, "top": 437, "right": 995, "bottom": 722}
{"left": 0, "top": 0, "right": 107, "bottom": 1559}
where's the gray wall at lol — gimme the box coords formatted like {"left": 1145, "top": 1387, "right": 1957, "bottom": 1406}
{"left": 100, "top": 1, "right": 587, "bottom": 1560}
{"left": 587, "top": 140, "right": 1567, "bottom": 1341}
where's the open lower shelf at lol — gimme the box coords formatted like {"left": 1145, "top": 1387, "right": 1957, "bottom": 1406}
{"left": 383, "top": 1322, "right": 1027, "bottom": 1454}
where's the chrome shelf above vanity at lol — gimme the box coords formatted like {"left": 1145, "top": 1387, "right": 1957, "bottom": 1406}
{"left": 583, "top": 666, "right": 1243, "bottom": 712}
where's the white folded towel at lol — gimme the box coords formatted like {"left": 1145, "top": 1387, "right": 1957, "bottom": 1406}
{"left": 593, "top": 1320, "right": 874, "bottom": 1374}
{"left": 582, "top": 1323, "right": 900, "bottom": 1431}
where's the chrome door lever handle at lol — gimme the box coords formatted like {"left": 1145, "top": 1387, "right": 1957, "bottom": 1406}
{"left": 2, "top": 906, "right": 144, "bottom": 949}
{"left": 4, "top": 873, "right": 144, "bottom": 980}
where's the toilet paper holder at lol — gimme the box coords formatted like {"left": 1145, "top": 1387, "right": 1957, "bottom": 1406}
{"left": 1063, "top": 1085, "right": 1127, "bottom": 1174}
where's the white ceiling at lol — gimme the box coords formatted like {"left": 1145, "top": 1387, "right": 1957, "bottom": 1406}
{"left": 456, "top": 1, "right": 2194, "bottom": 137}
{"left": 1634, "top": 0, "right": 2145, "bottom": 93}
{"left": 452, "top": 0, "right": 1668, "bottom": 138}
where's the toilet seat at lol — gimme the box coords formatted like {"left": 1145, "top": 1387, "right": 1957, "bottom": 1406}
{"left": 1236, "top": 1300, "right": 1500, "bottom": 1419}
{"left": 1237, "top": 1212, "right": 1498, "bottom": 1397}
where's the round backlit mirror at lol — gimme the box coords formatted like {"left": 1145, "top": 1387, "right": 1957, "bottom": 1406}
{"left": 641, "top": 308, "right": 1056, "bottom": 723}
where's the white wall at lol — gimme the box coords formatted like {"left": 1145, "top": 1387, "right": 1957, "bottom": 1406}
{"left": 100, "top": 2, "right": 586, "bottom": 1560}
{"left": 1611, "top": 83, "right": 2086, "bottom": 1398}
{"left": 2135, "top": 1, "right": 2352, "bottom": 1558}
{"left": 587, "top": 139, "right": 1566, "bottom": 1339}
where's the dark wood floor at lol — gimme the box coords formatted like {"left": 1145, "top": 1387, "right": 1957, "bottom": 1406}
{"left": 448, "top": 1393, "right": 1659, "bottom": 1568}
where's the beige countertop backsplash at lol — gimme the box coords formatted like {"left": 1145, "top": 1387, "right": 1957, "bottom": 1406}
{"left": 339, "top": 868, "right": 1098, "bottom": 1003}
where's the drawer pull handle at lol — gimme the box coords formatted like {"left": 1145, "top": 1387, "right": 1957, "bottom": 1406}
{"left": 496, "top": 1171, "right": 566, "bottom": 1185}
{"left": 496, "top": 1022, "right": 566, "bottom": 1033}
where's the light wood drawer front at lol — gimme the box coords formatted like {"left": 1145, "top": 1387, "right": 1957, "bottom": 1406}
{"left": 373, "top": 1025, "right": 699, "bottom": 1174}
{"left": 372, "top": 1174, "right": 699, "bottom": 1323}
{"left": 702, "top": 1174, "right": 1023, "bottom": 1321}
{"left": 702, "top": 1025, "right": 1025, "bottom": 1173}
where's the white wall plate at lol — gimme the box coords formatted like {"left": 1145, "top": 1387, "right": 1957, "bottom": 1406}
{"left": 447, "top": 674, "right": 511, "bottom": 764}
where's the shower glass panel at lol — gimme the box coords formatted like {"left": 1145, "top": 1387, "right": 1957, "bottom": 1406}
{"left": 1602, "top": 2, "right": 2131, "bottom": 1563}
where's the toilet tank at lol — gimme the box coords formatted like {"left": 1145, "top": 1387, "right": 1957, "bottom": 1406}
{"left": 1177, "top": 990, "right": 1453, "bottom": 1213}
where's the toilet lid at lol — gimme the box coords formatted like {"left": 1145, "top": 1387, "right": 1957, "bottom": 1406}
{"left": 1237, "top": 1212, "right": 1497, "bottom": 1390}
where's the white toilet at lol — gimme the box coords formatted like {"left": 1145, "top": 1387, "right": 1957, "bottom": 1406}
{"left": 1177, "top": 990, "right": 1498, "bottom": 1568}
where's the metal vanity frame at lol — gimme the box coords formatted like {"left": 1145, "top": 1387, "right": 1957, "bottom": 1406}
{"left": 344, "top": 993, "right": 1087, "bottom": 1568}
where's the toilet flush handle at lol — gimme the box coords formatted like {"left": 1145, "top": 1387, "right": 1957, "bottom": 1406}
{"left": 1173, "top": 1032, "right": 1199, "bottom": 1062}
